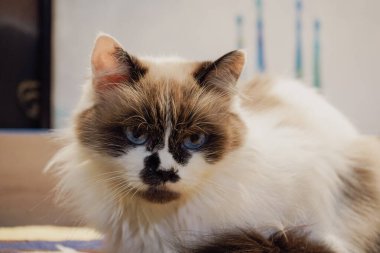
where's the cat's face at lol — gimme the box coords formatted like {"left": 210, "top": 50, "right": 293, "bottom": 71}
{"left": 76, "top": 35, "right": 246, "bottom": 204}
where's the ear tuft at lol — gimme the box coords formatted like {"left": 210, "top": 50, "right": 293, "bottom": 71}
{"left": 194, "top": 50, "right": 246, "bottom": 92}
{"left": 214, "top": 50, "right": 246, "bottom": 81}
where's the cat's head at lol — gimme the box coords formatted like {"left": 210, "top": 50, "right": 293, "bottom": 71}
{"left": 75, "top": 34, "right": 246, "bottom": 204}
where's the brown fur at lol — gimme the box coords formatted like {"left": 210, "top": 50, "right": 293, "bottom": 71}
{"left": 339, "top": 168, "right": 378, "bottom": 209}
{"left": 241, "top": 76, "right": 282, "bottom": 112}
{"left": 179, "top": 229, "right": 335, "bottom": 253}
{"left": 77, "top": 75, "right": 244, "bottom": 162}
{"left": 139, "top": 186, "right": 180, "bottom": 204}
{"left": 338, "top": 137, "right": 380, "bottom": 253}
{"left": 113, "top": 47, "right": 148, "bottom": 83}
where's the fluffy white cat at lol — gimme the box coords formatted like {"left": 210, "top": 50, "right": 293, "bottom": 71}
{"left": 48, "top": 34, "right": 380, "bottom": 253}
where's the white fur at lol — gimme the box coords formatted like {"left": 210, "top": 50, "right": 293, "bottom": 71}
{"left": 49, "top": 66, "right": 380, "bottom": 253}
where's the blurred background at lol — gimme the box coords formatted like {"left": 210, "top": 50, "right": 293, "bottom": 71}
{"left": 0, "top": 0, "right": 379, "bottom": 249}
{"left": 1, "top": 0, "right": 379, "bottom": 133}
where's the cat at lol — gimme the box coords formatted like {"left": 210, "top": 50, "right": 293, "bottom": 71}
{"left": 48, "top": 33, "right": 380, "bottom": 253}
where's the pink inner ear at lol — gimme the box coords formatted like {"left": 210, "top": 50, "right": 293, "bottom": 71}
{"left": 91, "top": 35, "right": 129, "bottom": 90}
{"left": 91, "top": 35, "right": 122, "bottom": 74}
{"left": 92, "top": 53, "right": 119, "bottom": 73}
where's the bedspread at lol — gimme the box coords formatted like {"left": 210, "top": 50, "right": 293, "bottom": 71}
{"left": 0, "top": 226, "right": 102, "bottom": 253}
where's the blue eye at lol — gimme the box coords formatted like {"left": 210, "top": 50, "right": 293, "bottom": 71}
{"left": 183, "top": 133, "right": 207, "bottom": 150}
{"left": 125, "top": 127, "right": 148, "bottom": 145}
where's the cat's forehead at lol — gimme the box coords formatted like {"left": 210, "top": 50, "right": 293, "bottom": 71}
{"left": 94, "top": 57, "right": 233, "bottom": 132}
{"left": 139, "top": 57, "right": 204, "bottom": 83}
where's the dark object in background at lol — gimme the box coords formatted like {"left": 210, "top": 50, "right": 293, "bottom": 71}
{"left": 0, "top": 0, "right": 51, "bottom": 128}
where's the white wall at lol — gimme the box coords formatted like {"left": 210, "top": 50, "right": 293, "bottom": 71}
{"left": 53, "top": 0, "right": 380, "bottom": 134}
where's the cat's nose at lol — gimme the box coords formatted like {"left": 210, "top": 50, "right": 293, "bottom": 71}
{"left": 156, "top": 168, "right": 180, "bottom": 184}
{"left": 140, "top": 167, "right": 180, "bottom": 186}
{"left": 141, "top": 153, "right": 180, "bottom": 186}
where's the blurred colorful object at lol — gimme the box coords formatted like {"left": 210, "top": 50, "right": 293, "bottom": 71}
{"left": 313, "top": 19, "right": 321, "bottom": 89}
{"left": 0, "top": 226, "right": 102, "bottom": 252}
{"left": 236, "top": 15, "right": 244, "bottom": 49}
{"left": 295, "top": 0, "right": 303, "bottom": 78}
{"left": 255, "top": 0, "right": 265, "bottom": 73}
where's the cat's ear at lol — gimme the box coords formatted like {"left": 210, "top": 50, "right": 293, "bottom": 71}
{"left": 194, "top": 50, "right": 245, "bottom": 92}
{"left": 91, "top": 33, "right": 147, "bottom": 90}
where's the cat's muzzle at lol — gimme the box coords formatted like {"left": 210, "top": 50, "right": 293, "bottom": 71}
{"left": 140, "top": 166, "right": 180, "bottom": 186}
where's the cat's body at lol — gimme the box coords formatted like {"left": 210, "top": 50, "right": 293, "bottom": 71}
{"left": 49, "top": 34, "right": 380, "bottom": 253}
